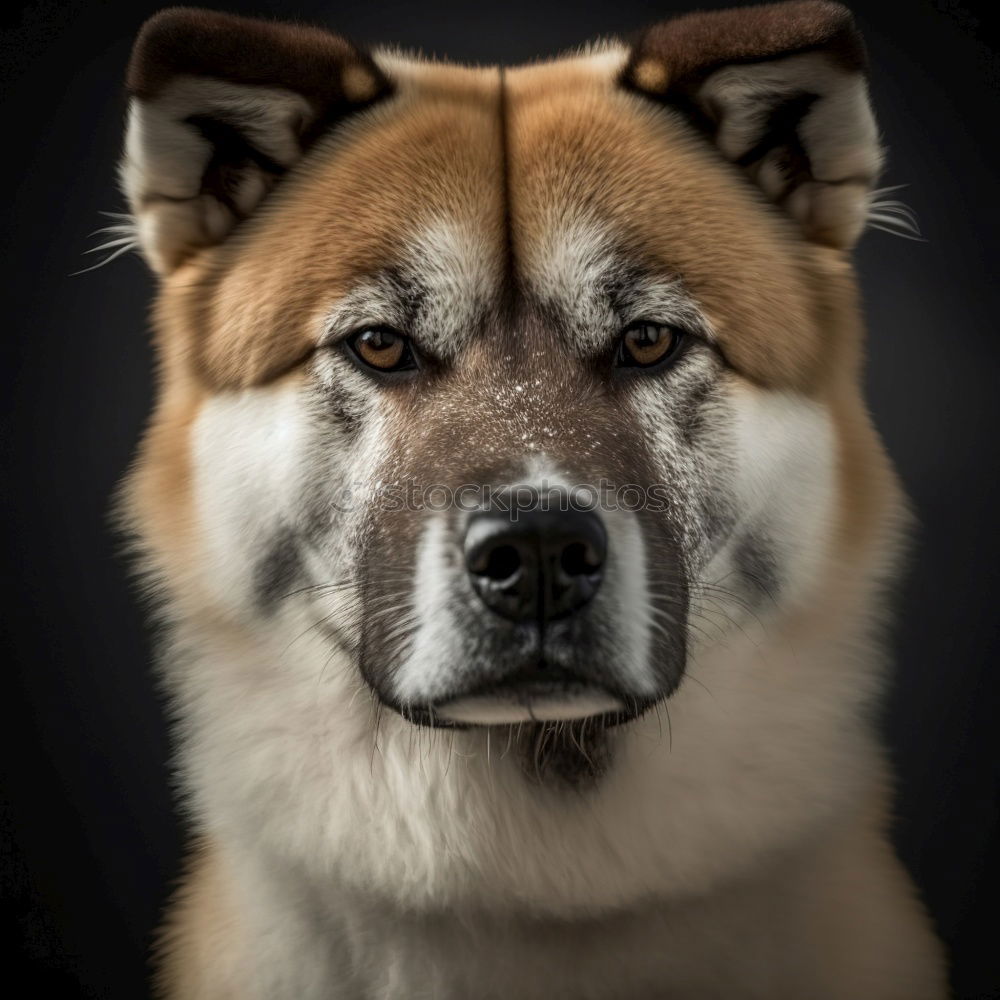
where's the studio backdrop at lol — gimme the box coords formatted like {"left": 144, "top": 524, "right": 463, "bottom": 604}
{"left": 2, "top": 1, "right": 998, "bottom": 996}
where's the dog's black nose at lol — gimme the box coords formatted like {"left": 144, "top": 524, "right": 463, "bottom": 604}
{"left": 464, "top": 508, "right": 607, "bottom": 623}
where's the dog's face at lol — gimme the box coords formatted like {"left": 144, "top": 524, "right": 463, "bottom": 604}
{"left": 121, "top": 2, "right": 902, "bottom": 908}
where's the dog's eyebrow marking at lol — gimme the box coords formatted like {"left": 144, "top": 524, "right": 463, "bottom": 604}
{"left": 321, "top": 277, "right": 410, "bottom": 343}
{"left": 319, "top": 221, "right": 497, "bottom": 360}
{"left": 523, "top": 218, "right": 715, "bottom": 355}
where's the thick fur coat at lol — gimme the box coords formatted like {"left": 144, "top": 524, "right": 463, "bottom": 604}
{"left": 114, "top": 3, "right": 947, "bottom": 996}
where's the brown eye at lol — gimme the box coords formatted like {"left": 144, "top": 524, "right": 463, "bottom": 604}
{"left": 347, "top": 327, "right": 417, "bottom": 374}
{"left": 616, "top": 322, "right": 683, "bottom": 369}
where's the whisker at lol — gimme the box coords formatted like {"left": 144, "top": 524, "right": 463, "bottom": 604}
{"left": 866, "top": 187, "right": 925, "bottom": 241}
{"left": 73, "top": 212, "right": 140, "bottom": 275}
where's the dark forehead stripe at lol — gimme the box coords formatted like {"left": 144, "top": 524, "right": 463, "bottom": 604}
{"left": 497, "top": 65, "right": 518, "bottom": 305}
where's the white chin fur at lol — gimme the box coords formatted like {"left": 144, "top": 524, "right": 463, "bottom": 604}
{"left": 433, "top": 690, "right": 625, "bottom": 725}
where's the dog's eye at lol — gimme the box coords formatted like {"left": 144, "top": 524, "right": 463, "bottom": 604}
{"left": 616, "top": 322, "right": 683, "bottom": 369}
{"left": 346, "top": 327, "right": 417, "bottom": 374}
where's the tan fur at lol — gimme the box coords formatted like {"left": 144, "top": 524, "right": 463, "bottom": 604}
{"left": 118, "top": 6, "right": 948, "bottom": 997}
{"left": 154, "top": 843, "right": 243, "bottom": 1000}
{"left": 153, "top": 59, "right": 845, "bottom": 390}
{"left": 167, "top": 800, "right": 947, "bottom": 1000}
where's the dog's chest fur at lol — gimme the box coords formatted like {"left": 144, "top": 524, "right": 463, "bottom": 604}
{"left": 170, "top": 801, "right": 945, "bottom": 1000}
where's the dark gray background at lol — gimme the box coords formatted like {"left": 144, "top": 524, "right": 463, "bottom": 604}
{"left": 2, "top": 0, "right": 998, "bottom": 996}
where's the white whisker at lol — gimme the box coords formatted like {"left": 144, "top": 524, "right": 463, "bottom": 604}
{"left": 73, "top": 211, "right": 140, "bottom": 275}
{"left": 866, "top": 186, "right": 925, "bottom": 241}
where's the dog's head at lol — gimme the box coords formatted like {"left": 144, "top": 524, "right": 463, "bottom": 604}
{"left": 120, "top": 1, "right": 902, "bottom": 905}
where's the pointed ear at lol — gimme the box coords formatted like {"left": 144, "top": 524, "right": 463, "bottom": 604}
{"left": 120, "top": 7, "right": 391, "bottom": 273}
{"left": 622, "top": 1, "right": 882, "bottom": 249}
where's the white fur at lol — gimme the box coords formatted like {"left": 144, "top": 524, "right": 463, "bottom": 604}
{"left": 321, "top": 219, "right": 500, "bottom": 359}
{"left": 154, "top": 269, "right": 935, "bottom": 1000}
{"left": 400, "top": 219, "right": 500, "bottom": 357}
{"left": 190, "top": 385, "right": 312, "bottom": 618}
{"left": 612, "top": 511, "right": 657, "bottom": 694}
{"left": 175, "top": 267, "right": 860, "bottom": 932}
{"left": 177, "top": 587, "right": 881, "bottom": 912}
{"left": 148, "top": 181, "right": 929, "bottom": 990}
{"left": 393, "top": 515, "right": 459, "bottom": 703}
{"left": 702, "top": 383, "right": 838, "bottom": 614}
{"left": 181, "top": 375, "right": 844, "bottom": 908}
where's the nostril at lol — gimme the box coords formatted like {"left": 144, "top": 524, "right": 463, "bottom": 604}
{"left": 478, "top": 544, "right": 522, "bottom": 582}
{"left": 464, "top": 507, "right": 606, "bottom": 622}
{"left": 560, "top": 541, "right": 603, "bottom": 578}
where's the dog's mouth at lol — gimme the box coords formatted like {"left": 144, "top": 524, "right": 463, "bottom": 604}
{"left": 435, "top": 680, "right": 621, "bottom": 726}
{"left": 425, "top": 665, "right": 651, "bottom": 728}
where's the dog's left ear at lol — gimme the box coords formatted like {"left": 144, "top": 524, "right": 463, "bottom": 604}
{"left": 623, "top": 1, "right": 881, "bottom": 249}
{"left": 121, "top": 7, "right": 391, "bottom": 274}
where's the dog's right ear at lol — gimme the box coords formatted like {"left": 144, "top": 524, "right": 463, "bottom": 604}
{"left": 121, "top": 7, "right": 391, "bottom": 274}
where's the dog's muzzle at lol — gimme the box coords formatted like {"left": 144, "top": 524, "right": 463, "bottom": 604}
{"left": 358, "top": 491, "right": 686, "bottom": 730}
{"left": 432, "top": 507, "right": 629, "bottom": 725}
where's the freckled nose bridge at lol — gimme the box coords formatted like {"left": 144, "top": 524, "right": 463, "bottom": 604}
{"left": 456, "top": 349, "right": 605, "bottom": 457}
{"left": 387, "top": 322, "right": 648, "bottom": 498}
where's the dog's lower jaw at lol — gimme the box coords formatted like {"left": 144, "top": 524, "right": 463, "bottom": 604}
{"left": 158, "top": 804, "right": 948, "bottom": 1000}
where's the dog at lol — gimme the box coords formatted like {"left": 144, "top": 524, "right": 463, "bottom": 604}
{"left": 113, "top": 3, "right": 948, "bottom": 996}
